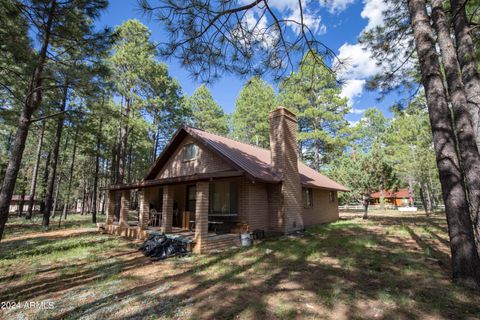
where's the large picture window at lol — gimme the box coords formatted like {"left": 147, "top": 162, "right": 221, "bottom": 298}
{"left": 209, "top": 181, "right": 238, "bottom": 215}
{"left": 303, "top": 188, "right": 313, "bottom": 208}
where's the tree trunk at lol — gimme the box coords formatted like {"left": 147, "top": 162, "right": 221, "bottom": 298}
{"left": 92, "top": 117, "right": 103, "bottom": 224}
{"left": 62, "top": 124, "right": 79, "bottom": 220}
{"left": 431, "top": 0, "right": 480, "bottom": 258}
{"left": 362, "top": 195, "right": 369, "bottom": 219}
{"left": 43, "top": 83, "right": 68, "bottom": 228}
{"left": 407, "top": 177, "right": 415, "bottom": 207}
{"left": 51, "top": 176, "right": 61, "bottom": 219}
{"left": 81, "top": 179, "right": 87, "bottom": 215}
{"left": 420, "top": 184, "right": 429, "bottom": 215}
{"left": 407, "top": 0, "right": 480, "bottom": 287}
{"left": 39, "top": 151, "right": 51, "bottom": 214}
{"left": 26, "top": 120, "right": 45, "bottom": 219}
{"left": 449, "top": 0, "right": 480, "bottom": 251}
{"left": 379, "top": 188, "right": 385, "bottom": 211}
{"left": 450, "top": 0, "right": 480, "bottom": 151}
{"left": 17, "top": 181, "right": 26, "bottom": 217}
{"left": 0, "top": 0, "right": 56, "bottom": 242}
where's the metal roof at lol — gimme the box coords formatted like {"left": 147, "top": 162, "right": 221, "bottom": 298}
{"left": 144, "top": 126, "right": 348, "bottom": 191}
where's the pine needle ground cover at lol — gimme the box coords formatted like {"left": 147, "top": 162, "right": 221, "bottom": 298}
{"left": 1, "top": 212, "right": 479, "bottom": 319}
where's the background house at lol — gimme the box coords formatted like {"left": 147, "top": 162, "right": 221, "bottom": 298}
{"left": 369, "top": 188, "right": 413, "bottom": 206}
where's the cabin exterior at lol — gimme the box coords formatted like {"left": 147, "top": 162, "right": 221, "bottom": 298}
{"left": 104, "top": 107, "right": 348, "bottom": 253}
{"left": 369, "top": 188, "right": 412, "bottom": 206}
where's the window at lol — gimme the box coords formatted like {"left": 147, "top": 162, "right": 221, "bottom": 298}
{"left": 303, "top": 188, "right": 313, "bottom": 208}
{"left": 329, "top": 191, "right": 336, "bottom": 203}
{"left": 186, "top": 185, "right": 196, "bottom": 213}
{"left": 209, "top": 181, "right": 238, "bottom": 215}
{"left": 183, "top": 143, "right": 196, "bottom": 161}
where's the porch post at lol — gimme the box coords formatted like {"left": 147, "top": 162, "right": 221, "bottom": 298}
{"left": 138, "top": 189, "right": 149, "bottom": 229}
{"left": 194, "top": 181, "right": 209, "bottom": 253}
{"left": 119, "top": 190, "right": 130, "bottom": 227}
{"left": 161, "top": 186, "right": 173, "bottom": 233}
{"left": 106, "top": 190, "right": 115, "bottom": 225}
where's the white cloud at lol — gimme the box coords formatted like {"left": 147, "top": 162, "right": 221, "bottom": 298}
{"left": 287, "top": 7, "right": 326, "bottom": 35}
{"left": 320, "top": 0, "right": 356, "bottom": 13}
{"left": 341, "top": 79, "right": 366, "bottom": 104}
{"left": 361, "top": 0, "right": 389, "bottom": 30}
{"left": 335, "top": 43, "right": 380, "bottom": 80}
{"left": 239, "top": 0, "right": 326, "bottom": 35}
{"left": 351, "top": 108, "right": 367, "bottom": 114}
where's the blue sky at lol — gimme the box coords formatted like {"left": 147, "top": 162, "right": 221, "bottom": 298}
{"left": 98, "top": 0, "right": 401, "bottom": 124}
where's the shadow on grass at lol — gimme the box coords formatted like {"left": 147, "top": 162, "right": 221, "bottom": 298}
{"left": 3, "top": 213, "right": 480, "bottom": 319}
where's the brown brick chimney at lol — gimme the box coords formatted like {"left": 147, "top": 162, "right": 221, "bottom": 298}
{"left": 269, "top": 107, "right": 303, "bottom": 233}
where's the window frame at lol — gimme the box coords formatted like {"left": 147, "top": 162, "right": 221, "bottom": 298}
{"left": 329, "top": 191, "right": 336, "bottom": 203}
{"left": 208, "top": 180, "right": 239, "bottom": 216}
{"left": 303, "top": 188, "right": 313, "bottom": 208}
{"left": 183, "top": 143, "right": 196, "bottom": 161}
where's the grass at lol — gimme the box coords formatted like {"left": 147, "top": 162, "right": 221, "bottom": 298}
{"left": 0, "top": 211, "right": 479, "bottom": 319}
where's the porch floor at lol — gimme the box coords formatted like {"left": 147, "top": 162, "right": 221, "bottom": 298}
{"left": 101, "top": 223, "right": 242, "bottom": 253}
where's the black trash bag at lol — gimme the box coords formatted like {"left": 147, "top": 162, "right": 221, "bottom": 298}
{"left": 139, "top": 234, "right": 187, "bottom": 260}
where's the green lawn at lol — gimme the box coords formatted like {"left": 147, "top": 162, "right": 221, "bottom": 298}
{"left": 0, "top": 211, "right": 479, "bottom": 319}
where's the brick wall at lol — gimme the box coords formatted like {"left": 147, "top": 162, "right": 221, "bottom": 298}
{"left": 269, "top": 107, "right": 303, "bottom": 233}
{"left": 119, "top": 190, "right": 129, "bottom": 227}
{"left": 156, "top": 136, "right": 233, "bottom": 179}
{"left": 301, "top": 189, "right": 339, "bottom": 226}
{"left": 238, "top": 178, "right": 269, "bottom": 231}
{"left": 194, "top": 181, "right": 209, "bottom": 253}
{"left": 161, "top": 186, "right": 174, "bottom": 232}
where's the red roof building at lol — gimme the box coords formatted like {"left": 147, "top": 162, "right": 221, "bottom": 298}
{"left": 369, "top": 188, "right": 412, "bottom": 206}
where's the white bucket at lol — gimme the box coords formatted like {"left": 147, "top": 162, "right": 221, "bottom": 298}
{"left": 241, "top": 233, "right": 252, "bottom": 246}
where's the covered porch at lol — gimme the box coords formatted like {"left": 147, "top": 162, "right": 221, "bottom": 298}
{"left": 103, "top": 173, "right": 246, "bottom": 253}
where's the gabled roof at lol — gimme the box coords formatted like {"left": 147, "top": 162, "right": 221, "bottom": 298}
{"left": 144, "top": 126, "right": 349, "bottom": 191}
{"left": 370, "top": 188, "right": 410, "bottom": 198}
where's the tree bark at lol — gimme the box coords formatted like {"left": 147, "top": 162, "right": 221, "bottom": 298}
{"left": 407, "top": 0, "right": 480, "bottom": 287}
{"left": 362, "top": 195, "right": 369, "bottom": 219}
{"left": 431, "top": 0, "right": 480, "bottom": 258}
{"left": 449, "top": 0, "right": 480, "bottom": 151}
{"left": 43, "top": 83, "right": 68, "bottom": 228}
{"left": 81, "top": 179, "right": 87, "bottom": 215}
{"left": 17, "top": 180, "right": 26, "bottom": 217}
{"left": 0, "top": 0, "right": 56, "bottom": 242}
{"left": 39, "top": 151, "right": 51, "bottom": 214}
{"left": 62, "top": 124, "right": 79, "bottom": 220}
{"left": 92, "top": 117, "right": 103, "bottom": 224}
{"left": 449, "top": 0, "right": 480, "bottom": 247}
{"left": 26, "top": 120, "right": 46, "bottom": 219}
{"left": 51, "top": 176, "right": 61, "bottom": 219}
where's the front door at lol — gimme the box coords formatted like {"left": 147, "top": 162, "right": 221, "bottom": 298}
{"left": 185, "top": 185, "right": 196, "bottom": 229}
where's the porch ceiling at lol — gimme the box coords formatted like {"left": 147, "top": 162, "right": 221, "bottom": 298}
{"left": 106, "top": 170, "right": 245, "bottom": 191}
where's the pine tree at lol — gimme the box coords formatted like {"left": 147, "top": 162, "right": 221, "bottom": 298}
{"left": 279, "top": 52, "right": 350, "bottom": 170}
{"left": 231, "top": 77, "right": 276, "bottom": 147}
{"left": 186, "top": 84, "right": 228, "bottom": 135}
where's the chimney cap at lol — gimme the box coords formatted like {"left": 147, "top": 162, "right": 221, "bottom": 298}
{"left": 269, "top": 106, "right": 297, "bottom": 121}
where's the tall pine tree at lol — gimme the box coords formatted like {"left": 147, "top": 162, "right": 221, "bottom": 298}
{"left": 186, "top": 84, "right": 228, "bottom": 135}
{"left": 231, "top": 77, "right": 276, "bottom": 147}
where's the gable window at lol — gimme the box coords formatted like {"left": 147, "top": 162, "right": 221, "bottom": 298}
{"left": 303, "top": 188, "right": 313, "bottom": 208}
{"left": 183, "top": 143, "right": 196, "bottom": 161}
{"left": 209, "top": 181, "right": 238, "bottom": 216}
{"left": 329, "top": 191, "right": 336, "bottom": 203}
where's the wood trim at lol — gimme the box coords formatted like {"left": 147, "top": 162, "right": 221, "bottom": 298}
{"left": 106, "top": 170, "right": 245, "bottom": 191}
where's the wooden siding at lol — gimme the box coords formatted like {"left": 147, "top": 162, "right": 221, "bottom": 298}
{"left": 156, "top": 136, "right": 233, "bottom": 179}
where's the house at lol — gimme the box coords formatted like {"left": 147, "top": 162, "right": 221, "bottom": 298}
{"left": 104, "top": 107, "right": 348, "bottom": 253}
{"left": 9, "top": 195, "right": 39, "bottom": 213}
{"left": 369, "top": 188, "right": 412, "bottom": 206}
